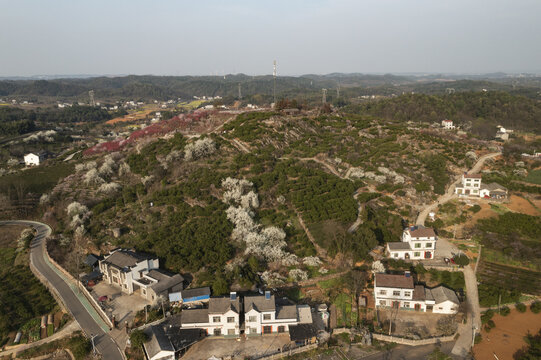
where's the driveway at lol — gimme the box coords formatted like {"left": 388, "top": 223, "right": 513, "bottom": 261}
{"left": 0, "top": 220, "right": 124, "bottom": 360}
{"left": 182, "top": 335, "right": 292, "bottom": 360}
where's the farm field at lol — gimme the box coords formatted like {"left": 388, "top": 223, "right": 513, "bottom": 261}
{"left": 505, "top": 194, "right": 540, "bottom": 216}
{"left": 473, "top": 308, "right": 541, "bottom": 360}
{"left": 524, "top": 169, "right": 541, "bottom": 185}
{"left": 478, "top": 260, "right": 541, "bottom": 295}
{"left": 105, "top": 108, "right": 155, "bottom": 124}
{"left": 0, "top": 162, "right": 74, "bottom": 195}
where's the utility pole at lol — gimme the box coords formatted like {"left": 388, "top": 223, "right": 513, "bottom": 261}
{"left": 273, "top": 60, "right": 277, "bottom": 106}
{"left": 238, "top": 83, "right": 242, "bottom": 99}
{"left": 337, "top": 83, "right": 340, "bottom": 99}
{"left": 322, "top": 88, "right": 327, "bottom": 104}
{"left": 90, "top": 334, "right": 97, "bottom": 354}
{"left": 89, "top": 90, "right": 95, "bottom": 107}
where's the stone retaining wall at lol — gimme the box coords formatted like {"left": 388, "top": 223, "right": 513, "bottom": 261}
{"left": 372, "top": 333, "right": 456, "bottom": 346}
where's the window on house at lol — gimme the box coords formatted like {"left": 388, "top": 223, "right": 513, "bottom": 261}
{"left": 404, "top": 291, "right": 411, "bottom": 297}
{"left": 278, "top": 326, "right": 285, "bottom": 333}
{"left": 394, "top": 253, "right": 398, "bottom": 258}
{"left": 228, "top": 329, "right": 235, "bottom": 335}
{"left": 212, "top": 316, "right": 221, "bottom": 323}
{"left": 415, "top": 243, "right": 421, "bottom": 248}
{"left": 379, "top": 300, "right": 386, "bottom": 306}
{"left": 227, "top": 317, "right": 235, "bottom": 323}
{"left": 263, "top": 326, "right": 272, "bottom": 334}
{"left": 393, "top": 291, "right": 400, "bottom": 296}
{"left": 248, "top": 316, "right": 257, "bottom": 322}
{"left": 250, "top": 327, "right": 257, "bottom": 334}
{"left": 425, "top": 243, "right": 432, "bottom": 248}
{"left": 213, "top": 328, "right": 221, "bottom": 336}
{"left": 403, "top": 302, "right": 410, "bottom": 308}
{"left": 263, "top": 314, "right": 271, "bottom": 320}
{"left": 378, "top": 290, "right": 387, "bottom": 295}
{"left": 414, "top": 252, "right": 420, "bottom": 257}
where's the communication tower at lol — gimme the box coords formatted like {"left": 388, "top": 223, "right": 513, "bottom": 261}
{"left": 322, "top": 88, "right": 327, "bottom": 104}
{"left": 273, "top": 60, "right": 277, "bottom": 105}
{"left": 89, "top": 90, "right": 95, "bottom": 106}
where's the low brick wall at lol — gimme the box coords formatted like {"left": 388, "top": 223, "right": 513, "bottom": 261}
{"left": 372, "top": 333, "right": 456, "bottom": 346}
{"left": 77, "top": 281, "right": 114, "bottom": 329}
{"left": 254, "top": 343, "right": 318, "bottom": 360}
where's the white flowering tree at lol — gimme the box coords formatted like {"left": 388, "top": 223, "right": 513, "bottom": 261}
{"left": 371, "top": 260, "right": 386, "bottom": 274}
{"left": 184, "top": 138, "right": 216, "bottom": 161}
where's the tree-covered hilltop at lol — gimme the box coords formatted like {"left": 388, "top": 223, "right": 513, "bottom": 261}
{"left": 352, "top": 91, "right": 541, "bottom": 135}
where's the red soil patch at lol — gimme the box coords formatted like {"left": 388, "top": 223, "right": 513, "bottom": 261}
{"left": 473, "top": 309, "right": 541, "bottom": 360}
{"left": 106, "top": 109, "right": 154, "bottom": 124}
{"left": 506, "top": 195, "right": 540, "bottom": 216}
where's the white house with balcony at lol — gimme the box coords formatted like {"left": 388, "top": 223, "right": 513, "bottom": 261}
{"left": 374, "top": 272, "right": 459, "bottom": 314}
{"left": 386, "top": 226, "right": 437, "bottom": 260}
{"left": 181, "top": 293, "right": 241, "bottom": 337}
{"left": 454, "top": 173, "right": 482, "bottom": 196}
{"left": 244, "top": 292, "right": 299, "bottom": 336}
{"left": 441, "top": 119, "right": 455, "bottom": 129}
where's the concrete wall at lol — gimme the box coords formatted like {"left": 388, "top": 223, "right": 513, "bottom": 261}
{"left": 372, "top": 332, "right": 456, "bottom": 346}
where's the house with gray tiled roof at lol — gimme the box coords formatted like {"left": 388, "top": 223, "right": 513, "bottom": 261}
{"left": 374, "top": 272, "right": 459, "bottom": 314}
{"left": 99, "top": 249, "right": 183, "bottom": 302}
{"left": 386, "top": 226, "right": 437, "bottom": 260}
{"left": 244, "top": 291, "right": 300, "bottom": 335}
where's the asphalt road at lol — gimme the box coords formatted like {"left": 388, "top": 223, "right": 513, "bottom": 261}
{"left": 0, "top": 220, "right": 123, "bottom": 360}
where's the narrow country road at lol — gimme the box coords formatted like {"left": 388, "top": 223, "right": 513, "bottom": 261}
{"left": 412, "top": 152, "right": 499, "bottom": 358}
{"left": 416, "top": 152, "right": 501, "bottom": 226}
{"left": 0, "top": 220, "right": 123, "bottom": 360}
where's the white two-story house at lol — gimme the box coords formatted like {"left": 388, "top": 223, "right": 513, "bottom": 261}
{"left": 99, "top": 249, "right": 183, "bottom": 302}
{"left": 374, "top": 272, "right": 459, "bottom": 314}
{"left": 441, "top": 119, "right": 455, "bottom": 129}
{"left": 455, "top": 173, "right": 482, "bottom": 196}
{"left": 386, "top": 226, "right": 437, "bottom": 260}
{"left": 181, "top": 293, "right": 241, "bottom": 337}
{"left": 244, "top": 292, "right": 299, "bottom": 335}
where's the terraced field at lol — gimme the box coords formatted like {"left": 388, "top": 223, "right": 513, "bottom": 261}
{"left": 478, "top": 260, "right": 541, "bottom": 295}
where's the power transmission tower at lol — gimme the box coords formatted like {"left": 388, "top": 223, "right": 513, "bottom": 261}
{"left": 89, "top": 90, "right": 95, "bottom": 106}
{"left": 238, "top": 83, "right": 242, "bottom": 99}
{"left": 273, "top": 60, "right": 277, "bottom": 106}
{"left": 322, "top": 88, "right": 327, "bottom": 104}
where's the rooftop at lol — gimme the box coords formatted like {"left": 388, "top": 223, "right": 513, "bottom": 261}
{"left": 276, "top": 305, "right": 298, "bottom": 320}
{"left": 143, "top": 325, "right": 174, "bottom": 359}
{"left": 208, "top": 296, "right": 241, "bottom": 314}
{"left": 480, "top": 182, "right": 507, "bottom": 192}
{"left": 181, "top": 287, "right": 211, "bottom": 299}
{"left": 428, "top": 286, "right": 460, "bottom": 305}
{"left": 181, "top": 308, "right": 209, "bottom": 324}
{"left": 245, "top": 294, "right": 276, "bottom": 313}
{"left": 407, "top": 226, "right": 436, "bottom": 239}
{"left": 102, "top": 249, "right": 154, "bottom": 269}
{"left": 387, "top": 242, "right": 411, "bottom": 250}
{"left": 413, "top": 285, "right": 426, "bottom": 301}
{"left": 463, "top": 173, "right": 482, "bottom": 179}
{"left": 375, "top": 273, "right": 414, "bottom": 289}
{"left": 289, "top": 324, "right": 318, "bottom": 342}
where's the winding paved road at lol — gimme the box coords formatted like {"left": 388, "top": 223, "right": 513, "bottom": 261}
{"left": 0, "top": 220, "right": 123, "bottom": 360}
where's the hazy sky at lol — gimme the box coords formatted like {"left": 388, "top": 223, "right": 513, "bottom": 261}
{"left": 1, "top": 0, "right": 540, "bottom": 76}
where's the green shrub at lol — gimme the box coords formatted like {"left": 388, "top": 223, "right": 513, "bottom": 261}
{"left": 500, "top": 306, "right": 510, "bottom": 316}
{"left": 481, "top": 309, "right": 495, "bottom": 324}
{"left": 516, "top": 303, "right": 527, "bottom": 313}
{"left": 474, "top": 333, "right": 482, "bottom": 344}
{"left": 129, "top": 329, "right": 149, "bottom": 349}
{"left": 453, "top": 254, "right": 470, "bottom": 267}
{"left": 470, "top": 205, "right": 481, "bottom": 213}
{"left": 531, "top": 301, "right": 541, "bottom": 314}
{"left": 68, "top": 335, "right": 91, "bottom": 360}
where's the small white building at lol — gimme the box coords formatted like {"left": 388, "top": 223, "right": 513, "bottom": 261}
{"left": 441, "top": 119, "right": 455, "bottom": 130}
{"left": 374, "top": 273, "right": 459, "bottom": 314}
{"left": 386, "top": 226, "right": 437, "bottom": 260}
{"left": 24, "top": 152, "right": 46, "bottom": 166}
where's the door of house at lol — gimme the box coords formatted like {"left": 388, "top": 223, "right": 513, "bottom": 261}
{"left": 405, "top": 253, "right": 410, "bottom": 260}
{"left": 263, "top": 326, "right": 272, "bottom": 334}
{"left": 392, "top": 301, "right": 400, "bottom": 309}
{"left": 426, "top": 305, "right": 433, "bottom": 312}
{"left": 424, "top": 251, "right": 432, "bottom": 259}
{"left": 213, "top": 328, "right": 221, "bottom": 336}
{"left": 414, "top": 303, "right": 421, "bottom": 311}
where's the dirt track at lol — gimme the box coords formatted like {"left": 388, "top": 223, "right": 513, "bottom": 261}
{"left": 473, "top": 309, "right": 541, "bottom": 360}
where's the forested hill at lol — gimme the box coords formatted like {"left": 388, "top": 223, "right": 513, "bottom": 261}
{"left": 353, "top": 91, "right": 541, "bottom": 135}
{"left": 0, "top": 74, "right": 413, "bottom": 101}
